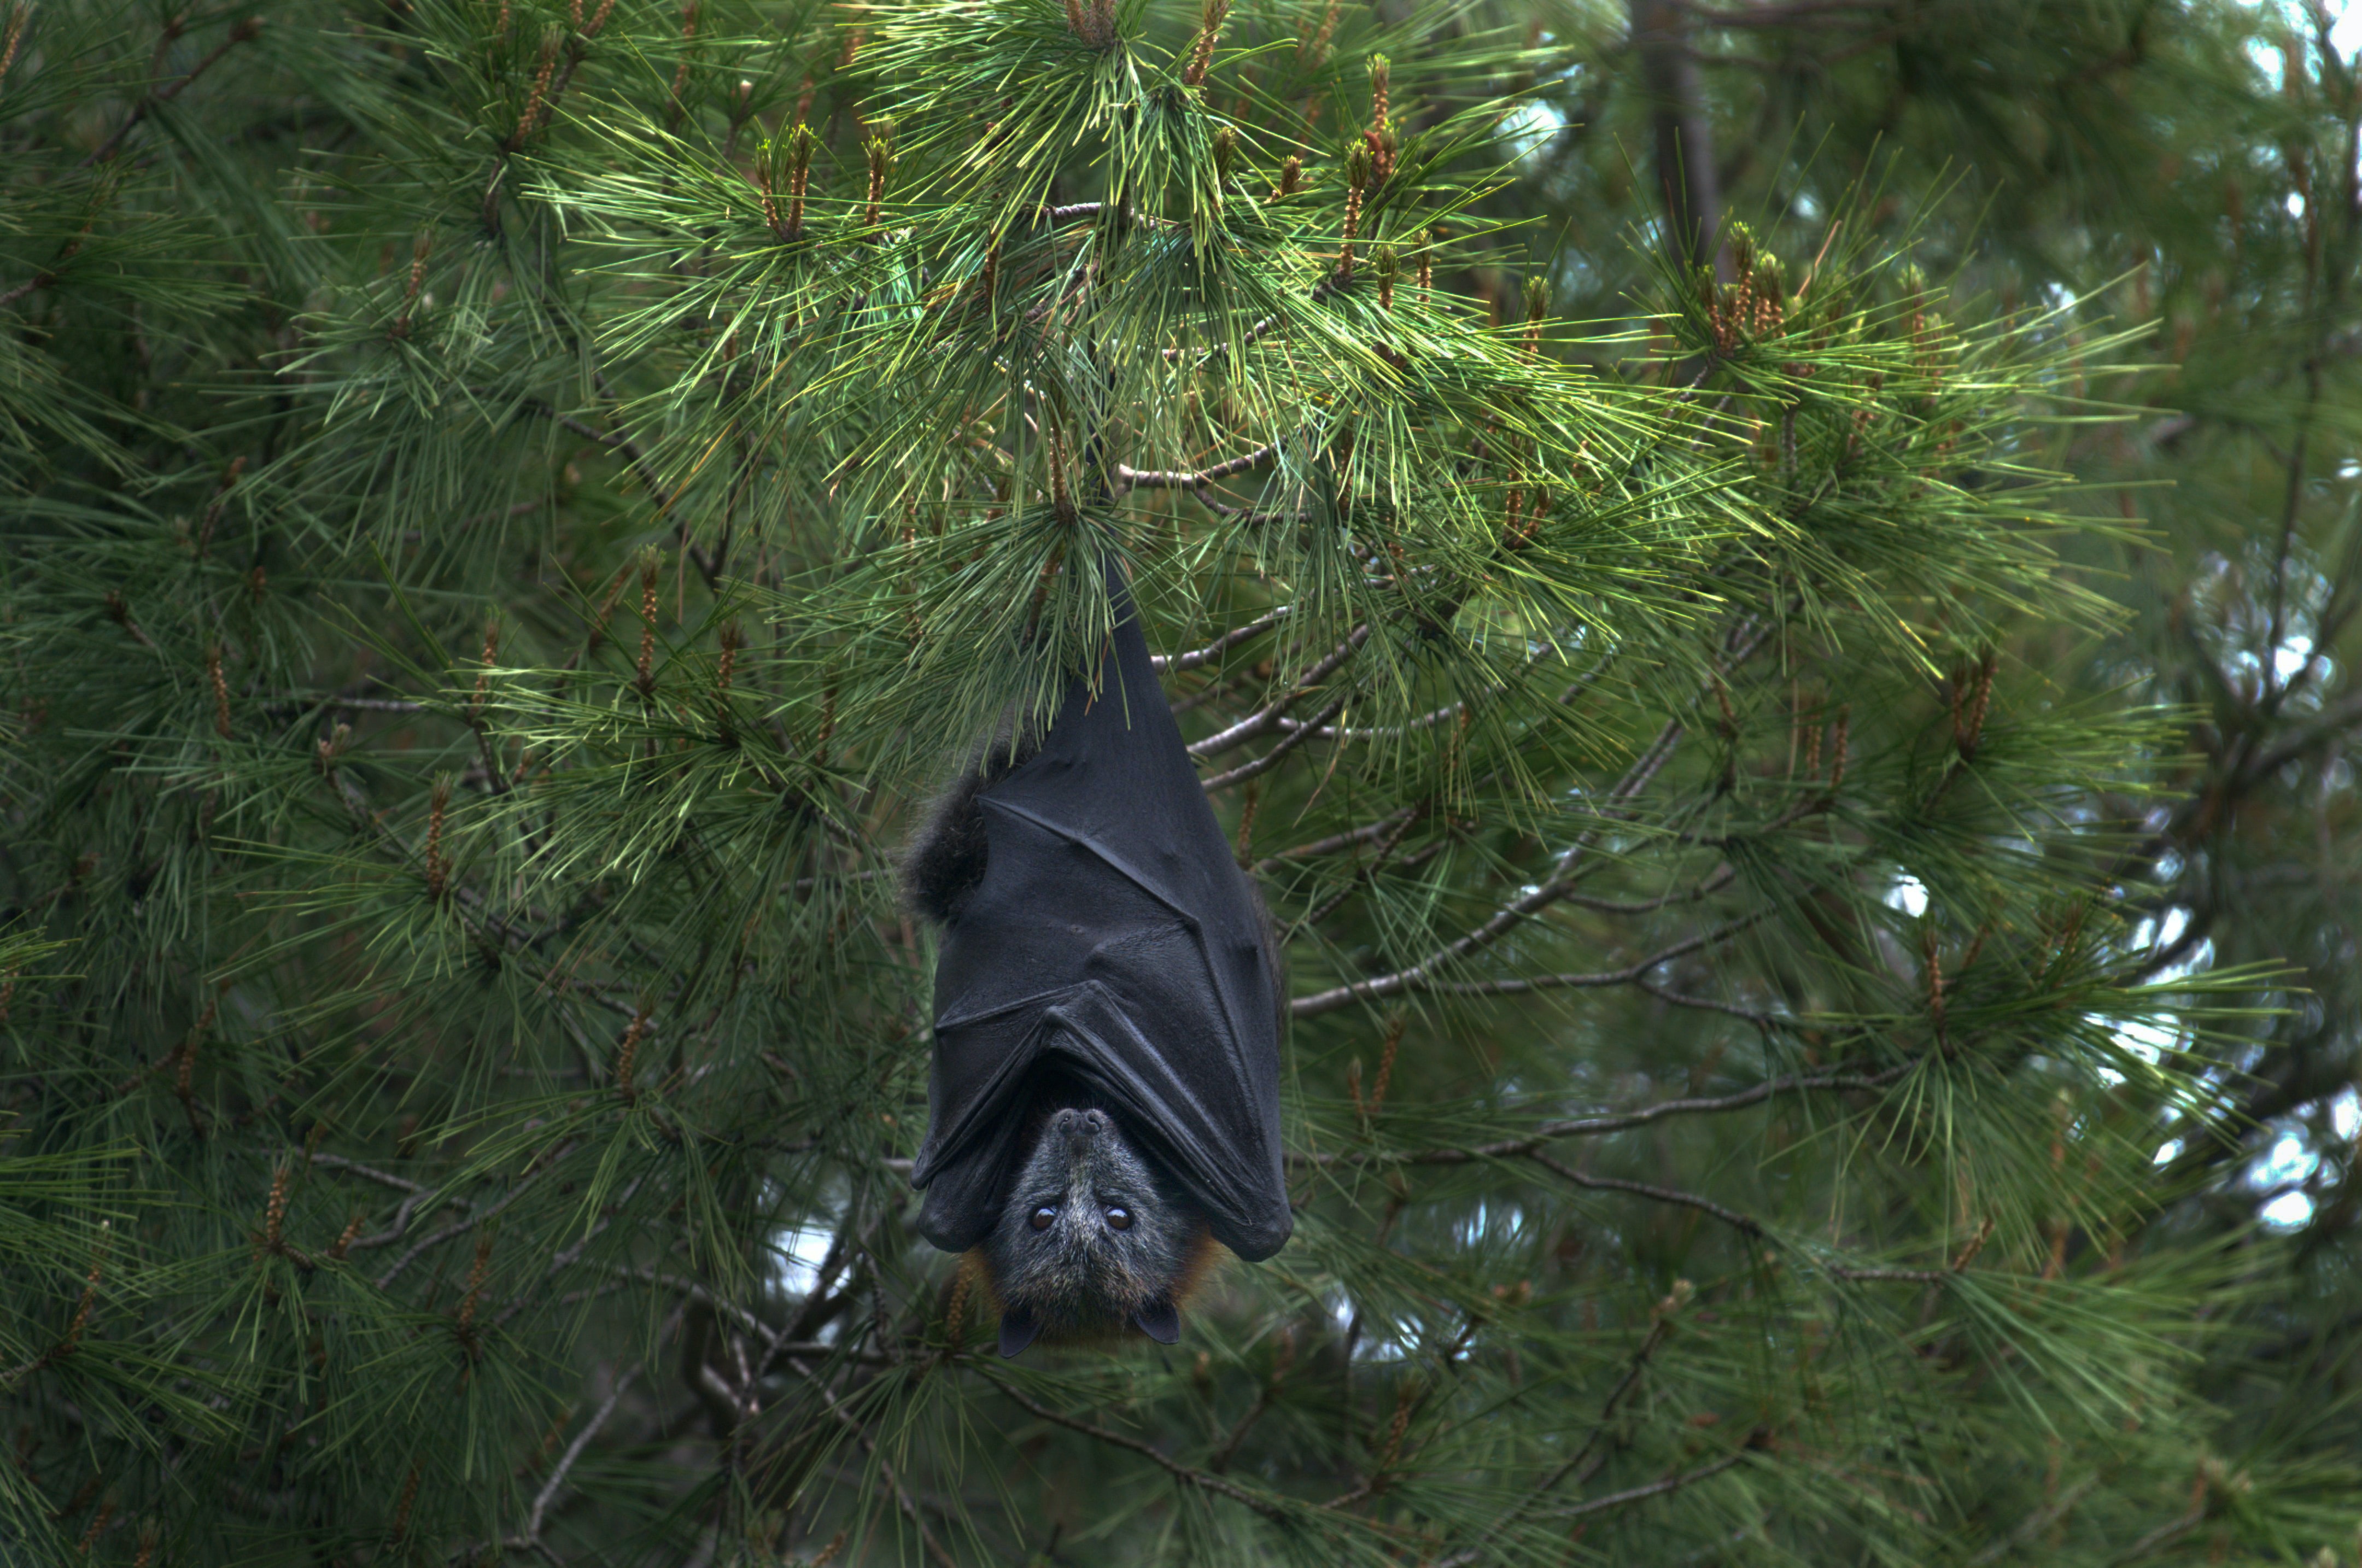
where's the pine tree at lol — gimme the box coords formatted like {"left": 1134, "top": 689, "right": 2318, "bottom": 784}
{"left": 1500, "top": 0, "right": 2362, "bottom": 1548}
{"left": 3, "top": 2, "right": 2353, "bottom": 1566}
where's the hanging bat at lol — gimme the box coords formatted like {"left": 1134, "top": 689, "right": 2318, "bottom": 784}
{"left": 901, "top": 563, "right": 1291, "bottom": 1356}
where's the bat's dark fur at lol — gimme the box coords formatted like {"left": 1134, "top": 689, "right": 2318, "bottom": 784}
{"left": 903, "top": 722, "right": 1280, "bottom": 1354}
{"left": 900, "top": 722, "right": 1040, "bottom": 927}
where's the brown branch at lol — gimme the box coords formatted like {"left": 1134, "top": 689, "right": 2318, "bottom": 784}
{"left": 1560, "top": 864, "right": 1738, "bottom": 915}
{"left": 1828, "top": 1265, "right": 1945, "bottom": 1284}
{"left": 1290, "top": 617, "right": 1776, "bottom": 1018}
{"left": 1171, "top": 665, "right": 1262, "bottom": 716}
{"left": 1291, "top": 1060, "right": 1911, "bottom": 1168}
{"left": 596, "top": 1263, "right": 780, "bottom": 1346}
{"left": 1423, "top": 909, "right": 1769, "bottom": 998}
{"left": 1118, "top": 443, "right": 1278, "bottom": 492}
{"left": 308, "top": 1153, "right": 427, "bottom": 1196}
{"left": 1252, "top": 807, "right": 1419, "bottom": 874}
{"left": 1435, "top": 1282, "right": 1695, "bottom": 1565}
{"left": 81, "top": 16, "right": 265, "bottom": 168}
{"left": 1289, "top": 717, "right": 1683, "bottom": 1017}
{"left": 1293, "top": 801, "right": 1426, "bottom": 932}
{"left": 1151, "top": 606, "right": 1289, "bottom": 672}
{"left": 1633, "top": 975, "right": 1782, "bottom": 1025}
{"left": 1631, "top": 0, "right": 1727, "bottom": 278}
{"left": 490, "top": 1178, "right": 646, "bottom": 1330}
{"left": 1525, "top": 1149, "right": 1764, "bottom": 1236}
{"left": 372, "top": 1149, "right": 571, "bottom": 1289}
{"left": 1271, "top": 698, "right": 1465, "bottom": 740}
{"left": 1207, "top": 1388, "right": 1274, "bottom": 1476}
{"left": 1965, "top": 1475, "right": 2104, "bottom": 1566}
{"left": 338, "top": 1187, "right": 441, "bottom": 1254}
{"left": 1188, "top": 624, "right": 1370, "bottom": 759}
{"left": 1553, "top": 1450, "right": 1745, "bottom": 1520}
{"left": 0, "top": 229, "right": 87, "bottom": 309}
{"left": 1200, "top": 687, "right": 1352, "bottom": 792}
{"left": 2229, "top": 686, "right": 2362, "bottom": 783}
{"left": 514, "top": 1349, "right": 658, "bottom": 1554}
{"left": 1168, "top": 273, "right": 1350, "bottom": 366}
{"left": 979, "top": 1371, "right": 1293, "bottom": 1520}
{"left": 265, "top": 693, "right": 425, "bottom": 717}
{"left": 782, "top": 1354, "right": 963, "bottom": 1568}
{"left": 528, "top": 401, "right": 721, "bottom": 591}
{"left": 2106, "top": 1501, "right": 2207, "bottom": 1565}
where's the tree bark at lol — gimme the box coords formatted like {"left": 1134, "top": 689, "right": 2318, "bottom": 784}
{"left": 1629, "top": 0, "right": 1728, "bottom": 281}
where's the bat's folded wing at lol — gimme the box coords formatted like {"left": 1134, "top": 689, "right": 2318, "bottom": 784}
{"left": 916, "top": 957, "right": 1291, "bottom": 1260}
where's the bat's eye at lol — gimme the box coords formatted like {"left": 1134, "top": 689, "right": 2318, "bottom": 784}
{"left": 1029, "top": 1206, "right": 1056, "bottom": 1231}
{"left": 1104, "top": 1206, "right": 1132, "bottom": 1231}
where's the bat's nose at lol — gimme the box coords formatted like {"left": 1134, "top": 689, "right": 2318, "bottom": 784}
{"left": 1051, "top": 1107, "right": 1107, "bottom": 1152}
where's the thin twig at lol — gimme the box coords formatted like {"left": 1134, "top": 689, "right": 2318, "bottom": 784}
{"left": 1291, "top": 1061, "right": 1913, "bottom": 1168}
{"left": 1253, "top": 808, "right": 1420, "bottom": 874}
{"left": 1188, "top": 625, "right": 1370, "bottom": 759}
{"left": 979, "top": 1371, "right": 1292, "bottom": 1520}
{"left": 1151, "top": 606, "right": 1290, "bottom": 672}
{"left": 1965, "top": 1475, "right": 2104, "bottom": 1566}
{"left": 1271, "top": 698, "right": 1465, "bottom": 739}
{"left": 1551, "top": 1451, "right": 1745, "bottom": 1520}
{"left": 1525, "top": 1149, "right": 1764, "bottom": 1236}
{"left": 1435, "top": 1286, "right": 1694, "bottom": 1564}
{"left": 1291, "top": 618, "right": 1778, "bottom": 1018}
{"left": 373, "top": 1150, "right": 570, "bottom": 1289}
{"left": 2106, "top": 1501, "right": 2207, "bottom": 1565}
{"left": 1200, "top": 687, "right": 1353, "bottom": 792}
{"left": 307, "top": 1153, "right": 427, "bottom": 1195}
{"left": 80, "top": 17, "right": 265, "bottom": 169}
{"left": 1288, "top": 717, "right": 1684, "bottom": 1016}
{"left": 1423, "top": 910, "right": 1769, "bottom": 998}
{"left": 780, "top": 1354, "right": 962, "bottom": 1568}
{"left": 525, "top": 1359, "right": 644, "bottom": 1544}
{"left": 528, "top": 401, "right": 720, "bottom": 590}
{"left": 1118, "top": 443, "right": 1278, "bottom": 492}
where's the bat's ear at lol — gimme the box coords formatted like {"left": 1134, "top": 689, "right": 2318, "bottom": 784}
{"left": 1132, "top": 1298, "right": 1181, "bottom": 1345}
{"left": 997, "top": 1304, "right": 1041, "bottom": 1359}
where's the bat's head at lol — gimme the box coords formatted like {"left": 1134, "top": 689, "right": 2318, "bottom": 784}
{"left": 981, "top": 1105, "right": 1212, "bottom": 1357}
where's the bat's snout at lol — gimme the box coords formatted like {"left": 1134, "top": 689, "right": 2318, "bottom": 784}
{"left": 1050, "top": 1107, "right": 1110, "bottom": 1157}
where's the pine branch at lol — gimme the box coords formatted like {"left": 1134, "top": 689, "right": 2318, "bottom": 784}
{"left": 779, "top": 1353, "right": 962, "bottom": 1568}
{"left": 372, "top": 1149, "right": 571, "bottom": 1289}
{"left": 1199, "top": 686, "right": 1352, "bottom": 792}
{"left": 1523, "top": 1149, "right": 1767, "bottom": 1238}
{"left": 1116, "top": 444, "right": 1278, "bottom": 493}
{"left": 529, "top": 401, "right": 721, "bottom": 590}
{"left": 512, "top": 1344, "right": 663, "bottom": 1559}
{"left": 1437, "top": 1280, "right": 1697, "bottom": 1562}
{"left": 1965, "top": 1475, "right": 2104, "bottom": 1565}
{"left": 1253, "top": 806, "right": 1422, "bottom": 873}
{"left": 1553, "top": 1451, "right": 1747, "bottom": 1521}
{"left": 1423, "top": 909, "right": 1772, "bottom": 998}
{"left": 1150, "top": 605, "right": 1290, "bottom": 672}
{"left": 1292, "top": 616, "right": 1778, "bottom": 1017}
{"left": 1188, "top": 625, "right": 1370, "bottom": 759}
{"left": 1291, "top": 1061, "right": 1914, "bottom": 1168}
{"left": 977, "top": 1371, "right": 1294, "bottom": 1522}
{"left": 80, "top": 16, "right": 265, "bottom": 169}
